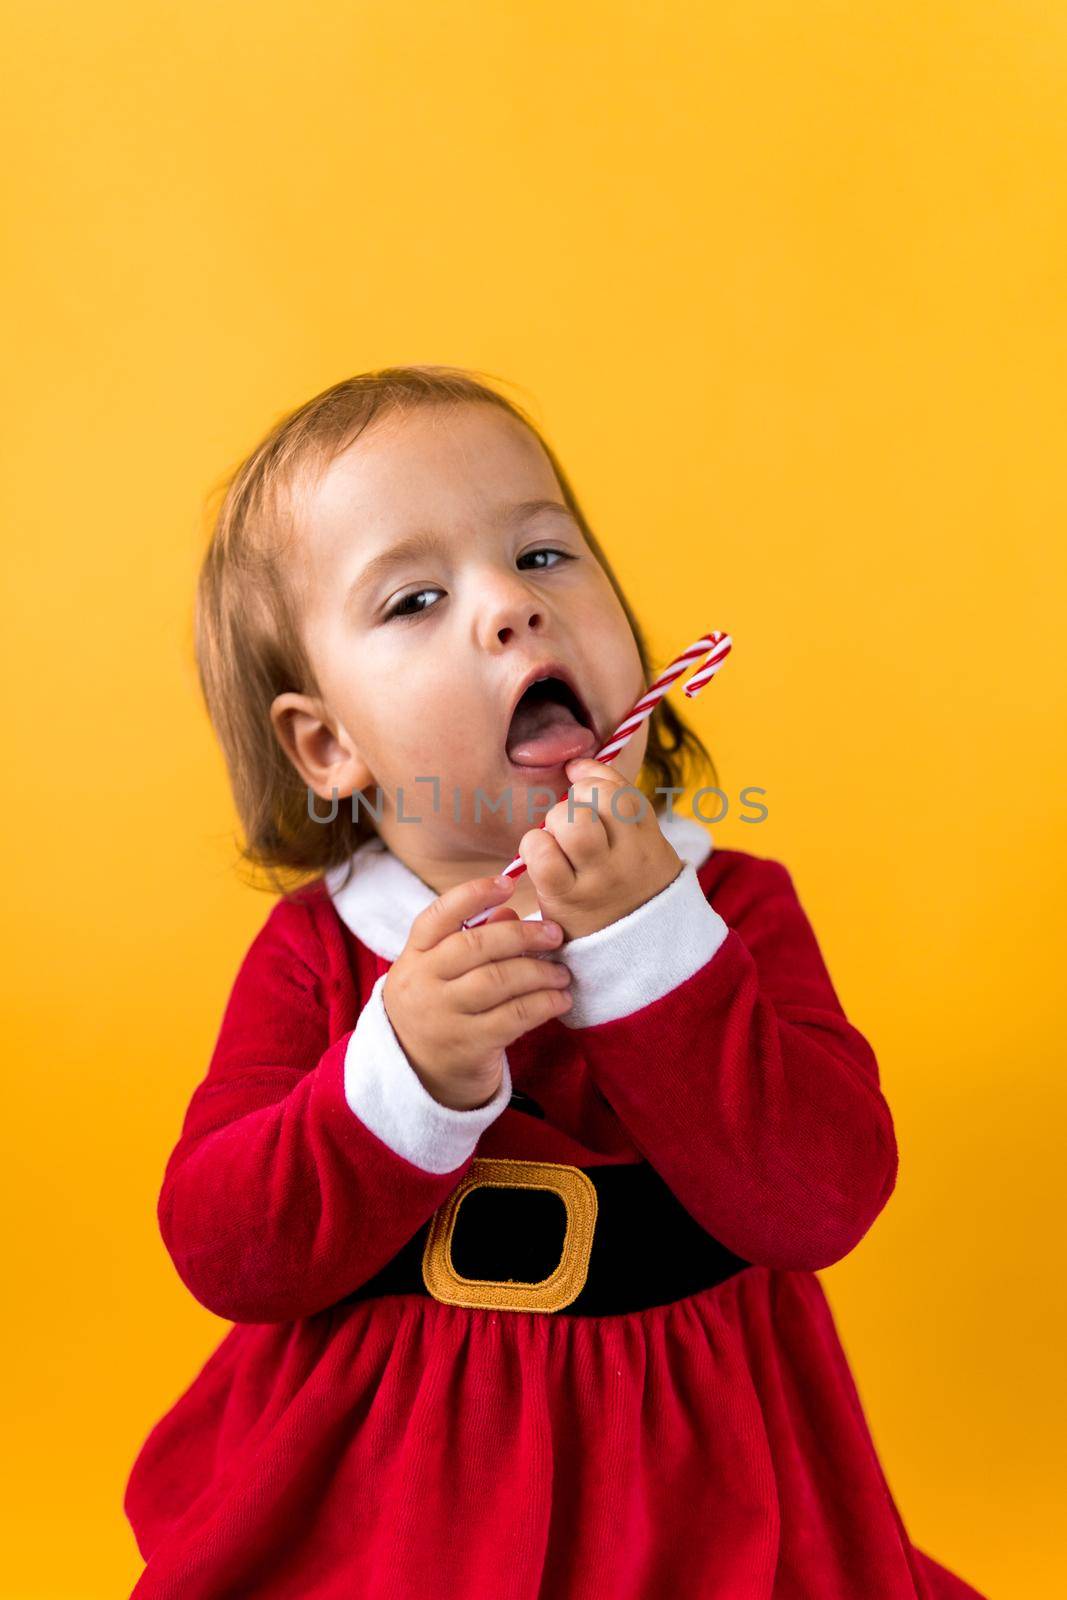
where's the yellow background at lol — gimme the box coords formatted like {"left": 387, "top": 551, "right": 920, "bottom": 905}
{"left": 2, "top": 3, "right": 1063, "bottom": 1594}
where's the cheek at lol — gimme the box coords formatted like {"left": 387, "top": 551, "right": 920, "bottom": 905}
{"left": 583, "top": 583, "right": 640, "bottom": 676}
{"left": 618, "top": 716, "right": 650, "bottom": 776}
{"left": 389, "top": 682, "right": 466, "bottom": 757}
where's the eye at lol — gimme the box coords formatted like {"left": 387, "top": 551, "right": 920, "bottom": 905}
{"left": 383, "top": 586, "right": 443, "bottom": 623}
{"left": 382, "top": 548, "right": 574, "bottom": 623}
{"left": 519, "top": 546, "right": 574, "bottom": 572}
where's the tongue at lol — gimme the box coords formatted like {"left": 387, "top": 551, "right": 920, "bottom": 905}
{"left": 506, "top": 699, "right": 598, "bottom": 768}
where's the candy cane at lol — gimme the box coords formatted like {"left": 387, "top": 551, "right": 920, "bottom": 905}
{"left": 462, "top": 630, "right": 732, "bottom": 929}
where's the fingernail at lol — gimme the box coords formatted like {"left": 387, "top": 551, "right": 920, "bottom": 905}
{"left": 493, "top": 875, "right": 512, "bottom": 889}
{"left": 541, "top": 922, "right": 562, "bottom": 938}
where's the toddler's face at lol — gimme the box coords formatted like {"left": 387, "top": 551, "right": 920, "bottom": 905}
{"left": 271, "top": 401, "right": 648, "bottom": 869}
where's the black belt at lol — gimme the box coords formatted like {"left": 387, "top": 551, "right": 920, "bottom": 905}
{"left": 344, "top": 1145, "right": 752, "bottom": 1318}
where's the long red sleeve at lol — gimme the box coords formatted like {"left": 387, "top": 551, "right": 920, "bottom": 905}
{"left": 157, "top": 899, "right": 499, "bottom": 1323}
{"left": 556, "top": 853, "right": 898, "bottom": 1271}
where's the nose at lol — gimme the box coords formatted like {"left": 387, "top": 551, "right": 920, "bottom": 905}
{"left": 476, "top": 570, "right": 548, "bottom": 649}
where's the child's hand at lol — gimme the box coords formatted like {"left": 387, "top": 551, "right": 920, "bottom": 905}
{"left": 382, "top": 876, "right": 573, "bottom": 1111}
{"left": 518, "top": 758, "right": 685, "bottom": 942}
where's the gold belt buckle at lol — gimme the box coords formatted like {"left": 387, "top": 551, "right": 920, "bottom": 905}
{"left": 421, "top": 1156, "right": 598, "bottom": 1313}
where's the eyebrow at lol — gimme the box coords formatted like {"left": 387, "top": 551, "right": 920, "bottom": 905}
{"left": 344, "top": 499, "right": 578, "bottom": 611}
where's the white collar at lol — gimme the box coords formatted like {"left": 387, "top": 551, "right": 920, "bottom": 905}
{"left": 324, "top": 810, "right": 714, "bottom": 962}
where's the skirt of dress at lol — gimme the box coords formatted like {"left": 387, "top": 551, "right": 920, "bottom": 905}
{"left": 124, "top": 1264, "right": 987, "bottom": 1600}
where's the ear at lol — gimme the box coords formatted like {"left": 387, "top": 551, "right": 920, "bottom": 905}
{"left": 269, "top": 692, "right": 374, "bottom": 800}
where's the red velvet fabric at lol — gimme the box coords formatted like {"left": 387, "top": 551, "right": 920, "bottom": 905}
{"left": 124, "top": 849, "right": 986, "bottom": 1598}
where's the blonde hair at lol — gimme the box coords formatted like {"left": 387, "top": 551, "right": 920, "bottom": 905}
{"left": 194, "top": 364, "right": 719, "bottom": 897}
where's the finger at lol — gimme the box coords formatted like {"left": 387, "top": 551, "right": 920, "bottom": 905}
{"left": 519, "top": 823, "right": 578, "bottom": 895}
{"left": 451, "top": 954, "right": 572, "bottom": 1015}
{"left": 543, "top": 792, "right": 610, "bottom": 868}
{"left": 563, "top": 756, "right": 628, "bottom": 786}
{"left": 481, "top": 903, "right": 560, "bottom": 957}
{"left": 468, "top": 982, "right": 575, "bottom": 1038}
{"left": 435, "top": 914, "right": 564, "bottom": 979}
{"left": 561, "top": 770, "right": 649, "bottom": 847}
{"left": 408, "top": 875, "right": 516, "bottom": 953}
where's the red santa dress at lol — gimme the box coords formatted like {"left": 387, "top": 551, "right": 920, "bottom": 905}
{"left": 123, "top": 812, "right": 988, "bottom": 1599}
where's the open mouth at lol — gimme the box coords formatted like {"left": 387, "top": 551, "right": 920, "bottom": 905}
{"left": 505, "top": 675, "right": 599, "bottom": 769}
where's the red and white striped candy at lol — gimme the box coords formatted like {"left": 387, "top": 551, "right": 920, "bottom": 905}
{"left": 462, "top": 630, "right": 732, "bottom": 930}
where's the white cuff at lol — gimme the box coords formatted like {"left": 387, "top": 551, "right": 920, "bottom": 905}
{"left": 548, "top": 860, "right": 730, "bottom": 1028}
{"left": 343, "top": 972, "right": 513, "bottom": 1173}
